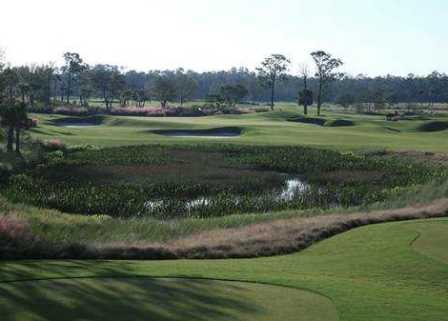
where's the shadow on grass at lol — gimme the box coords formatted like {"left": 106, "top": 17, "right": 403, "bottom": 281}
{"left": 46, "top": 115, "right": 106, "bottom": 127}
{"left": 417, "top": 121, "right": 448, "bottom": 132}
{"left": 0, "top": 274, "right": 263, "bottom": 321}
{"left": 149, "top": 127, "right": 243, "bottom": 137}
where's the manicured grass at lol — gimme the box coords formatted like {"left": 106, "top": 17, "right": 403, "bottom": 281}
{"left": 0, "top": 219, "right": 447, "bottom": 321}
{"left": 411, "top": 220, "right": 448, "bottom": 264}
{"left": 0, "top": 278, "right": 336, "bottom": 321}
{"left": 28, "top": 104, "right": 448, "bottom": 152}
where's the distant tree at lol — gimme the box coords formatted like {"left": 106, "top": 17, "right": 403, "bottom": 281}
{"left": 298, "top": 64, "right": 312, "bottom": 115}
{"left": 368, "top": 89, "right": 387, "bottom": 112}
{"left": 134, "top": 89, "right": 148, "bottom": 107}
{"left": 152, "top": 74, "right": 177, "bottom": 109}
{"left": 120, "top": 89, "right": 134, "bottom": 107}
{"left": 423, "top": 71, "right": 443, "bottom": 112}
{"left": 91, "top": 64, "right": 124, "bottom": 110}
{"left": 256, "top": 54, "right": 290, "bottom": 110}
{"left": 62, "top": 52, "right": 84, "bottom": 104}
{"left": 298, "top": 89, "right": 313, "bottom": 114}
{"left": 336, "top": 93, "right": 355, "bottom": 109}
{"left": 220, "top": 84, "right": 248, "bottom": 105}
{"left": 0, "top": 47, "right": 5, "bottom": 71}
{"left": 79, "top": 67, "right": 94, "bottom": 107}
{"left": 174, "top": 69, "right": 198, "bottom": 106}
{"left": 0, "top": 98, "right": 28, "bottom": 153}
{"left": 311, "top": 51, "right": 343, "bottom": 116}
{"left": 1, "top": 68, "right": 19, "bottom": 100}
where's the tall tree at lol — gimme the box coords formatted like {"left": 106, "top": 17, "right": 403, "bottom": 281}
{"left": 62, "top": 52, "right": 84, "bottom": 104}
{"left": 174, "top": 69, "right": 197, "bottom": 106}
{"left": 152, "top": 74, "right": 177, "bottom": 109}
{"left": 311, "top": 51, "right": 343, "bottom": 116}
{"left": 298, "top": 64, "right": 312, "bottom": 115}
{"left": 256, "top": 54, "right": 290, "bottom": 110}
{"left": 91, "top": 65, "right": 124, "bottom": 110}
{"left": 220, "top": 84, "right": 248, "bottom": 105}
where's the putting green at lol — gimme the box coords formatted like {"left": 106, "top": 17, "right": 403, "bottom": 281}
{"left": 0, "top": 278, "right": 337, "bottom": 321}
{"left": 411, "top": 220, "right": 448, "bottom": 264}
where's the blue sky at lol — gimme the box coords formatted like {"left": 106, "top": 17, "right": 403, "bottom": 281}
{"left": 1, "top": 0, "right": 447, "bottom": 76}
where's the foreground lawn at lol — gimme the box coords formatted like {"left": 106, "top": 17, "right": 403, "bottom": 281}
{"left": 0, "top": 278, "right": 336, "bottom": 321}
{"left": 29, "top": 105, "right": 448, "bottom": 152}
{"left": 1, "top": 219, "right": 447, "bottom": 321}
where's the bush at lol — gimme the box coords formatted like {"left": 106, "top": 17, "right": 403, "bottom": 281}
{"left": 41, "top": 139, "right": 67, "bottom": 152}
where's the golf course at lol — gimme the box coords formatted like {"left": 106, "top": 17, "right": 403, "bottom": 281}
{"left": 2, "top": 2, "right": 448, "bottom": 314}
{"left": 0, "top": 104, "right": 448, "bottom": 320}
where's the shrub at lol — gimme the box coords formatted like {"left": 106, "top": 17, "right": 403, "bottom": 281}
{"left": 41, "top": 139, "right": 67, "bottom": 152}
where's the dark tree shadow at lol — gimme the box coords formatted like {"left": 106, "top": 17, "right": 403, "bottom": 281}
{"left": 0, "top": 276, "right": 263, "bottom": 321}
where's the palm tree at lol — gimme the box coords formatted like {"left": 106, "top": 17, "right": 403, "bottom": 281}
{"left": 0, "top": 100, "right": 28, "bottom": 153}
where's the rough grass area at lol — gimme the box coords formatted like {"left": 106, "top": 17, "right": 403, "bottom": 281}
{"left": 0, "top": 278, "right": 337, "bottom": 321}
{"left": 1, "top": 198, "right": 447, "bottom": 260}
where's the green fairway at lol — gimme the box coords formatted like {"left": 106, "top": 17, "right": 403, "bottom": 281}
{"left": 411, "top": 220, "right": 448, "bottom": 264}
{"left": 0, "top": 278, "right": 336, "bottom": 321}
{"left": 29, "top": 105, "right": 448, "bottom": 152}
{"left": 1, "top": 219, "right": 447, "bottom": 321}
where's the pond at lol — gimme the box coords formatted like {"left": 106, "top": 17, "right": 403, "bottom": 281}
{"left": 144, "top": 177, "right": 311, "bottom": 214}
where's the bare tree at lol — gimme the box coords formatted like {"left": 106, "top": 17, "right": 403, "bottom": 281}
{"left": 298, "top": 64, "right": 313, "bottom": 115}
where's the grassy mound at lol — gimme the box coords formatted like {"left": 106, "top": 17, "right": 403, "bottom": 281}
{"left": 0, "top": 278, "right": 336, "bottom": 321}
{"left": 417, "top": 121, "right": 448, "bottom": 132}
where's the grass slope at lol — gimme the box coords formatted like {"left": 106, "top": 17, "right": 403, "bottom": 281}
{"left": 1, "top": 219, "right": 447, "bottom": 321}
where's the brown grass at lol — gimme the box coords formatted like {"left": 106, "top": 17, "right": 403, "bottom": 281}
{"left": 96, "top": 199, "right": 448, "bottom": 260}
{"left": 2, "top": 200, "right": 448, "bottom": 260}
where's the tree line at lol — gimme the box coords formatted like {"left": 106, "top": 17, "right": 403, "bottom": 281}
{"left": 1, "top": 50, "right": 448, "bottom": 112}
